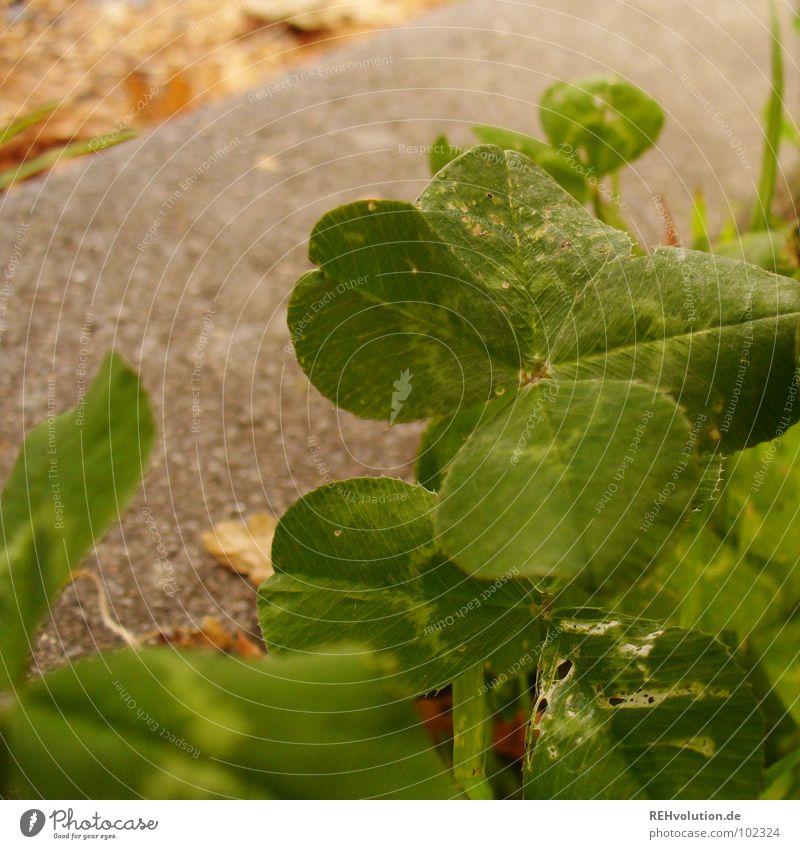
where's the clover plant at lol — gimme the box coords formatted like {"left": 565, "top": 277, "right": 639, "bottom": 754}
{"left": 259, "top": 139, "right": 800, "bottom": 799}
{"left": 1, "top": 3, "right": 799, "bottom": 800}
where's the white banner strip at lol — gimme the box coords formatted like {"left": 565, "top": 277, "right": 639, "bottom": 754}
{"left": 0, "top": 800, "right": 797, "bottom": 848}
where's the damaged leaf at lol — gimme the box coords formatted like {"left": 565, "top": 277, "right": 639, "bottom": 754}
{"left": 472, "top": 124, "right": 589, "bottom": 201}
{"left": 292, "top": 145, "right": 800, "bottom": 446}
{"left": 524, "top": 609, "right": 764, "bottom": 799}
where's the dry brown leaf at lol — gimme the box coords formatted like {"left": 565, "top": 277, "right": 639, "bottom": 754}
{"left": 234, "top": 631, "right": 268, "bottom": 658}
{"left": 158, "top": 616, "right": 266, "bottom": 657}
{"left": 202, "top": 513, "right": 277, "bottom": 586}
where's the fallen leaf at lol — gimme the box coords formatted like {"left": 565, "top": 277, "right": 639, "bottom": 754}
{"left": 202, "top": 513, "right": 277, "bottom": 586}
{"left": 158, "top": 616, "right": 266, "bottom": 657}
{"left": 234, "top": 631, "right": 268, "bottom": 658}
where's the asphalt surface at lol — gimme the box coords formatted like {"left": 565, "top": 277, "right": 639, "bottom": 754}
{"left": 0, "top": 0, "right": 796, "bottom": 665}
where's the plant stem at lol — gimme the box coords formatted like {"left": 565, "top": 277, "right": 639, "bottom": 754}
{"left": 691, "top": 189, "right": 711, "bottom": 251}
{"left": 751, "top": 0, "right": 784, "bottom": 231}
{"left": 590, "top": 183, "right": 642, "bottom": 254}
{"left": 451, "top": 662, "right": 494, "bottom": 800}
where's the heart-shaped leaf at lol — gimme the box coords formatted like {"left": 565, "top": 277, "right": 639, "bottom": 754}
{"left": 290, "top": 145, "right": 800, "bottom": 451}
{"left": 0, "top": 353, "right": 154, "bottom": 692}
{"left": 6, "top": 648, "right": 455, "bottom": 799}
{"left": 258, "top": 477, "right": 539, "bottom": 694}
{"left": 524, "top": 609, "right": 764, "bottom": 799}
{"left": 539, "top": 77, "right": 664, "bottom": 176}
{"left": 433, "top": 379, "right": 704, "bottom": 581}
{"left": 290, "top": 146, "right": 631, "bottom": 422}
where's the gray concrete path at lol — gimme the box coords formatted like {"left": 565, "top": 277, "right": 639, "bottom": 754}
{"left": 1, "top": 0, "right": 796, "bottom": 663}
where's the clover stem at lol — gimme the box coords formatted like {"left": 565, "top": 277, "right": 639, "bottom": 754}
{"left": 591, "top": 182, "right": 626, "bottom": 230}
{"left": 610, "top": 172, "right": 622, "bottom": 205}
{"left": 451, "top": 662, "right": 494, "bottom": 800}
{"left": 590, "top": 182, "right": 644, "bottom": 255}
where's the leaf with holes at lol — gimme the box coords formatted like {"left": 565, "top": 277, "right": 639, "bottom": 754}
{"left": 524, "top": 609, "right": 764, "bottom": 799}
{"left": 258, "top": 477, "right": 540, "bottom": 694}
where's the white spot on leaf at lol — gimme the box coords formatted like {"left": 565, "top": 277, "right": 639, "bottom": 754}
{"left": 619, "top": 642, "right": 655, "bottom": 658}
{"left": 560, "top": 619, "right": 621, "bottom": 636}
{"left": 671, "top": 736, "right": 716, "bottom": 758}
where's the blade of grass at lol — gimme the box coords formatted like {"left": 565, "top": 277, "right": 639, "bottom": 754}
{"left": 0, "top": 129, "right": 135, "bottom": 190}
{"left": 0, "top": 103, "right": 58, "bottom": 148}
{"left": 751, "top": 0, "right": 784, "bottom": 231}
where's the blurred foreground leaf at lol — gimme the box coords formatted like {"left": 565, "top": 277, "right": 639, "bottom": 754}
{"left": 0, "top": 353, "right": 154, "bottom": 691}
{"left": 7, "top": 648, "right": 455, "bottom": 799}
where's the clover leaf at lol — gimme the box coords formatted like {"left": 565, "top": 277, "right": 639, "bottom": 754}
{"left": 291, "top": 145, "right": 800, "bottom": 451}
{"left": 288, "top": 145, "right": 800, "bottom": 581}
{"left": 525, "top": 609, "right": 763, "bottom": 799}
{"left": 258, "top": 477, "right": 539, "bottom": 693}
{"left": 539, "top": 77, "right": 664, "bottom": 176}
